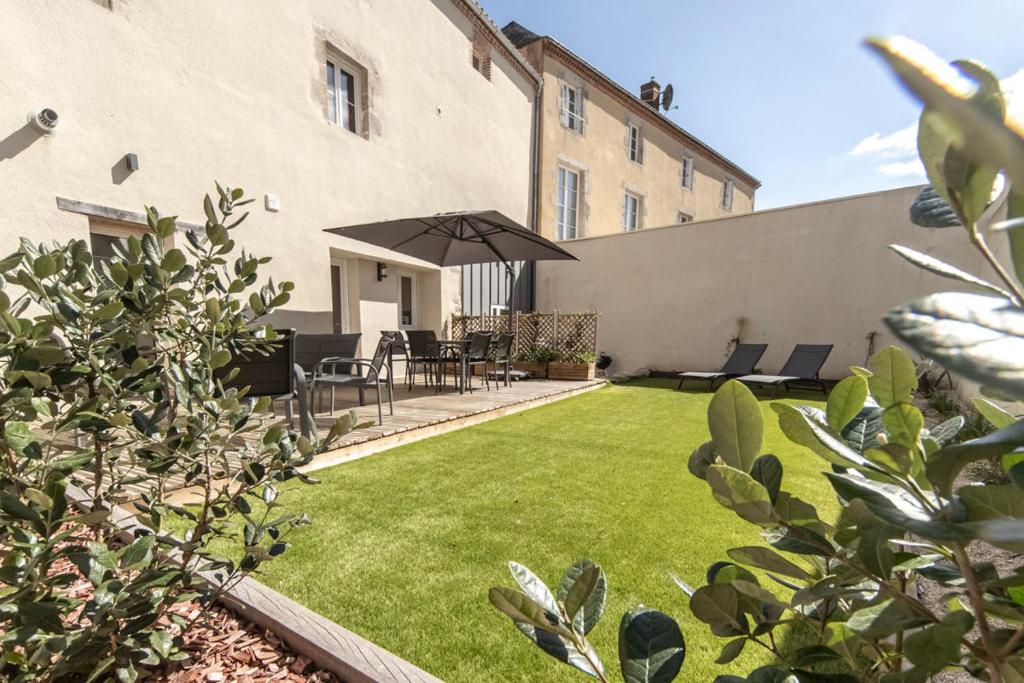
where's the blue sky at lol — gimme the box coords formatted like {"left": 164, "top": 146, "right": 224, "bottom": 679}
{"left": 483, "top": 0, "right": 1024, "bottom": 209}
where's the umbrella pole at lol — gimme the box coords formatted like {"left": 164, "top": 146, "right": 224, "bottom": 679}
{"left": 505, "top": 262, "right": 516, "bottom": 332}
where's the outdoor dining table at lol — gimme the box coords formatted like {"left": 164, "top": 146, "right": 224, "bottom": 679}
{"left": 435, "top": 339, "right": 472, "bottom": 394}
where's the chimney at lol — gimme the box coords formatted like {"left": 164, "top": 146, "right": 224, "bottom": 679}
{"left": 640, "top": 78, "right": 660, "bottom": 109}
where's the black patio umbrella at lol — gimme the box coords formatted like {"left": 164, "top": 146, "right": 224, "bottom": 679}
{"left": 325, "top": 210, "right": 578, "bottom": 323}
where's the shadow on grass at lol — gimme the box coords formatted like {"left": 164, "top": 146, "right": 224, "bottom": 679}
{"left": 616, "top": 377, "right": 829, "bottom": 403}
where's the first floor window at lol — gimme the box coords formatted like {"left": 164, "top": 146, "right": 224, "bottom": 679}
{"left": 89, "top": 219, "right": 157, "bottom": 270}
{"left": 682, "top": 155, "right": 695, "bottom": 189}
{"left": 722, "top": 177, "right": 735, "bottom": 210}
{"left": 327, "top": 57, "right": 359, "bottom": 133}
{"left": 623, "top": 193, "right": 641, "bottom": 232}
{"left": 628, "top": 124, "right": 643, "bottom": 163}
{"left": 556, "top": 166, "right": 580, "bottom": 240}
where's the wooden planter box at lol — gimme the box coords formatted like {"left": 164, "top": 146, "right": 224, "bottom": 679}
{"left": 548, "top": 362, "right": 595, "bottom": 381}
{"left": 513, "top": 361, "right": 547, "bottom": 379}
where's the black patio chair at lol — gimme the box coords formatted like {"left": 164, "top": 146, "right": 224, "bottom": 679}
{"left": 215, "top": 329, "right": 312, "bottom": 437}
{"left": 381, "top": 330, "right": 410, "bottom": 389}
{"left": 296, "top": 333, "right": 362, "bottom": 412}
{"left": 487, "top": 332, "right": 515, "bottom": 390}
{"left": 676, "top": 343, "right": 768, "bottom": 391}
{"left": 311, "top": 335, "right": 394, "bottom": 424}
{"left": 406, "top": 329, "right": 439, "bottom": 391}
{"left": 464, "top": 331, "right": 494, "bottom": 393}
{"left": 736, "top": 344, "right": 834, "bottom": 397}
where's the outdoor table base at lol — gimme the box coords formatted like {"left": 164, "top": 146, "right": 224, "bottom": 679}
{"left": 435, "top": 340, "right": 471, "bottom": 394}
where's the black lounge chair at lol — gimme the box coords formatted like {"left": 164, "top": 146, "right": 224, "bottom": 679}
{"left": 736, "top": 344, "right": 833, "bottom": 397}
{"left": 677, "top": 343, "right": 768, "bottom": 391}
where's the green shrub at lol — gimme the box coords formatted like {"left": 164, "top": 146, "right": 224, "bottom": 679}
{"left": 489, "top": 39, "right": 1024, "bottom": 682}
{"left": 0, "top": 184, "right": 357, "bottom": 681}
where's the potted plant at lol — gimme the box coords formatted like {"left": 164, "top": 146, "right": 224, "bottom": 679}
{"left": 548, "top": 350, "right": 596, "bottom": 381}
{"left": 512, "top": 344, "right": 559, "bottom": 379}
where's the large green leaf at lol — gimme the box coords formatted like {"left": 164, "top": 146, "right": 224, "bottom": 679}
{"left": 888, "top": 244, "right": 1011, "bottom": 298}
{"left": 927, "top": 415, "right": 965, "bottom": 445}
{"left": 689, "top": 584, "right": 746, "bottom": 636}
{"left": 706, "top": 464, "right": 776, "bottom": 527}
{"left": 726, "top": 546, "right": 812, "bottom": 581}
{"left": 618, "top": 607, "right": 685, "bottom": 683}
{"left": 749, "top": 455, "right": 782, "bottom": 504}
{"left": 488, "top": 587, "right": 565, "bottom": 634}
{"left": 708, "top": 380, "right": 763, "bottom": 472}
{"left": 881, "top": 403, "right": 925, "bottom": 449}
{"left": 774, "top": 403, "right": 882, "bottom": 473}
{"left": 841, "top": 405, "right": 885, "bottom": 453}
{"left": 885, "top": 292, "right": 1024, "bottom": 398}
{"left": 825, "top": 472, "right": 966, "bottom": 541}
{"left": 903, "top": 610, "right": 973, "bottom": 674}
{"left": 926, "top": 419, "right": 1024, "bottom": 496}
{"left": 508, "top": 561, "right": 559, "bottom": 614}
{"left": 973, "top": 397, "right": 1018, "bottom": 429}
{"left": 561, "top": 562, "right": 604, "bottom": 635}
{"left": 514, "top": 623, "right": 603, "bottom": 678}
{"left": 867, "top": 346, "right": 917, "bottom": 408}
{"left": 687, "top": 441, "right": 718, "bottom": 481}
{"left": 908, "top": 185, "right": 961, "bottom": 228}
{"left": 960, "top": 484, "right": 1024, "bottom": 552}
{"left": 826, "top": 375, "right": 868, "bottom": 433}
{"left": 557, "top": 560, "right": 607, "bottom": 636}
{"left": 865, "top": 37, "right": 1024, "bottom": 193}
{"left": 847, "top": 599, "right": 930, "bottom": 639}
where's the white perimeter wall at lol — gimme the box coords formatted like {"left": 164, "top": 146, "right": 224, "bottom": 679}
{"left": 537, "top": 185, "right": 1004, "bottom": 380}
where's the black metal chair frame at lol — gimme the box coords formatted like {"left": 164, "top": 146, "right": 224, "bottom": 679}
{"left": 487, "top": 332, "right": 515, "bottom": 390}
{"left": 464, "top": 331, "right": 494, "bottom": 393}
{"left": 311, "top": 336, "right": 394, "bottom": 424}
{"left": 381, "top": 330, "right": 414, "bottom": 391}
{"left": 676, "top": 343, "right": 769, "bottom": 391}
{"left": 738, "top": 344, "right": 834, "bottom": 398}
{"left": 215, "top": 328, "right": 312, "bottom": 438}
{"left": 405, "top": 330, "right": 440, "bottom": 391}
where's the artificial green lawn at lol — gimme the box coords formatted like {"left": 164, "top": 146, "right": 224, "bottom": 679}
{"left": 248, "top": 380, "right": 836, "bottom": 681}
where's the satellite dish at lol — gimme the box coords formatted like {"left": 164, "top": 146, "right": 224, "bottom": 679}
{"left": 661, "top": 83, "right": 674, "bottom": 111}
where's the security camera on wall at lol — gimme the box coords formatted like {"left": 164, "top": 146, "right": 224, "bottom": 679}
{"left": 28, "top": 108, "right": 59, "bottom": 134}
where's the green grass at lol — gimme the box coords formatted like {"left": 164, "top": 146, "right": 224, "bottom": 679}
{"left": 243, "top": 380, "right": 836, "bottom": 681}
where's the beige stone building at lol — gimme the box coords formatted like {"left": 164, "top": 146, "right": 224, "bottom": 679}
{"left": 0, "top": 0, "right": 541, "bottom": 350}
{"left": 502, "top": 22, "right": 760, "bottom": 241}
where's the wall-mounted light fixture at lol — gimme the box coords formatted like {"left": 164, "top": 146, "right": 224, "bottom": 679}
{"left": 377, "top": 262, "right": 388, "bottom": 281}
{"left": 124, "top": 153, "right": 139, "bottom": 171}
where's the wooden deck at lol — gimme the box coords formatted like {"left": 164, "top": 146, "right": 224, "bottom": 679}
{"left": 141, "top": 378, "right": 605, "bottom": 504}
{"left": 300, "top": 377, "right": 605, "bottom": 470}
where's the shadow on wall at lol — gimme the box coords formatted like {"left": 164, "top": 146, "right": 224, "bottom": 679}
{"left": 265, "top": 310, "right": 335, "bottom": 334}
{"left": 110, "top": 154, "right": 137, "bottom": 185}
{"left": 0, "top": 123, "right": 41, "bottom": 163}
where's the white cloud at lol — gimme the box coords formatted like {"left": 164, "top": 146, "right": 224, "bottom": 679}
{"left": 850, "top": 123, "right": 918, "bottom": 158}
{"left": 877, "top": 160, "right": 926, "bottom": 177}
{"left": 849, "top": 67, "right": 1024, "bottom": 180}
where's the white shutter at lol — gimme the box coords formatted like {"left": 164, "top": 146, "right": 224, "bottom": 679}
{"left": 578, "top": 86, "right": 587, "bottom": 134}
{"left": 559, "top": 83, "right": 568, "bottom": 128}
{"left": 622, "top": 194, "right": 628, "bottom": 229}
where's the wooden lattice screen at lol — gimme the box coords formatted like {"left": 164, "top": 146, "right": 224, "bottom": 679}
{"left": 450, "top": 311, "right": 598, "bottom": 361}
